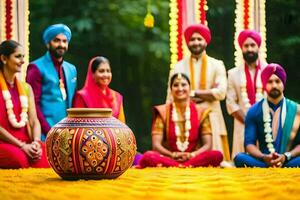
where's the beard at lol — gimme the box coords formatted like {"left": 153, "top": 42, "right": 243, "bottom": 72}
{"left": 243, "top": 51, "right": 258, "bottom": 64}
{"left": 48, "top": 45, "right": 67, "bottom": 58}
{"left": 268, "top": 88, "right": 282, "bottom": 99}
{"left": 188, "top": 44, "right": 206, "bottom": 56}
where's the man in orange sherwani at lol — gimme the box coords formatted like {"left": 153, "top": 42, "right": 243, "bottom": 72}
{"left": 167, "top": 24, "right": 230, "bottom": 161}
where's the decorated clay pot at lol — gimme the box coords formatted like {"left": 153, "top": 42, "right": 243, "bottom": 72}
{"left": 45, "top": 108, "right": 137, "bottom": 180}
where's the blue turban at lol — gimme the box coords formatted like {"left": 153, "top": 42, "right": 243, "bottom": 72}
{"left": 43, "top": 24, "right": 72, "bottom": 44}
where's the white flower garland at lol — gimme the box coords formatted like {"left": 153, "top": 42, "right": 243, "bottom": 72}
{"left": 262, "top": 98, "right": 287, "bottom": 154}
{"left": 262, "top": 98, "right": 275, "bottom": 153}
{"left": 0, "top": 72, "right": 28, "bottom": 128}
{"left": 172, "top": 102, "right": 191, "bottom": 152}
{"left": 240, "top": 66, "right": 264, "bottom": 109}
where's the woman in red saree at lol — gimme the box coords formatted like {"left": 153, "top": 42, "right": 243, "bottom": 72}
{"left": 139, "top": 73, "right": 223, "bottom": 168}
{"left": 0, "top": 40, "right": 49, "bottom": 168}
{"left": 73, "top": 56, "right": 125, "bottom": 122}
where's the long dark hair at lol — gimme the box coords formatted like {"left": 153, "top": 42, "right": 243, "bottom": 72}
{"left": 91, "top": 56, "right": 110, "bottom": 73}
{"left": 170, "top": 73, "right": 190, "bottom": 88}
{"left": 0, "top": 40, "right": 21, "bottom": 70}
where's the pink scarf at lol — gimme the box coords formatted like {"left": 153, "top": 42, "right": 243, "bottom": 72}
{"left": 244, "top": 62, "right": 261, "bottom": 105}
{"left": 76, "top": 57, "right": 122, "bottom": 118}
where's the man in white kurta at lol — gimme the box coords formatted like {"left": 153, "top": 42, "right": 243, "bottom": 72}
{"left": 167, "top": 24, "right": 230, "bottom": 161}
{"left": 226, "top": 30, "right": 267, "bottom": 158}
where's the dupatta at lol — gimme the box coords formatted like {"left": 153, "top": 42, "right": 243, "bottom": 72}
{"left": 76, "top": 57, "right": 123, "bottom": 118}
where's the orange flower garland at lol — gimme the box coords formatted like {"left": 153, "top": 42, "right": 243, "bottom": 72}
{"left": 0, "top": 71, "right": 28, "bottom": 128}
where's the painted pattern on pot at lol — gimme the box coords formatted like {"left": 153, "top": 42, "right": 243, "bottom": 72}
{"left": 46, "top": 108, "right": 137, "bottom": 179}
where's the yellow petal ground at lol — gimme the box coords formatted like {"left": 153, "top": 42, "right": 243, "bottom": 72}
{"left": 1, "top": 167, "right": 300, "bottom": 200}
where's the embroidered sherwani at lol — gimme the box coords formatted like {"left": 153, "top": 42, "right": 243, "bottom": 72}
{"left": 226, "top": 62, "right": 267, "bottom": 158}
{"left": 168, "top": 53, "right": 230, "bottom": 160}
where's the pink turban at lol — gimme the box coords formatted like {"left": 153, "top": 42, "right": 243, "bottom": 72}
{"left": 261, "top": 63, "right": 286, "bottom": 90}
{"left": 238, "top": 30, "right": 261, "bottom": 48}
{"left": 184, "top": 24, "right": 211, "bottom": 44}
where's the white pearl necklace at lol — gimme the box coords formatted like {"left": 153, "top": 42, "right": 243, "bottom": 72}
{"left": 172, "top": 102, "right": 191, "bottom": 152}
{"left": 240, "top": 65, "right": 264, "bottom": 109}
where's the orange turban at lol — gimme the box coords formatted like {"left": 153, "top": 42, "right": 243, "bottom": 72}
{"left": 184, "top": 24, "right": 211, "bottom": 44}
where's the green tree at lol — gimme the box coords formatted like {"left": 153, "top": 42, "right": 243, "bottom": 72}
{"left": 29, "top": 0, "right": 300, "bottom": 153}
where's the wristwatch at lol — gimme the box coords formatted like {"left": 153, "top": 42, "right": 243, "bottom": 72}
{"left": 284, "top": 152, "right": 292, "bottom": 161}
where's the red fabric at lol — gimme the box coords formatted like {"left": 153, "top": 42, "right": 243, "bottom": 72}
{"left": 139, "top": 150, "right": 223, "bottom": 168}
{"left": 49, "top": 53, "right": 65, "bottom": 87}
{"left": 0, "top": 81, "right": 49, "bottom": 169}
{"left": 244, "top": 63, "right": 261, "bottom": 105}
{"left": 261, "top": 63, "right": 286, "bottom": 90}
{"left": 0, "top": 142, "right": 49, "bottom": 169}
{"left": 168, "top": 102, "right": 200, "bottom": 152}
{"left": 73, "top": 57, "right": 123, "bottom": 118}
{"left": 184, "top": 150, "right": 223, "bottom": 167}
{"left": 139, "top": 151, "right": 179, "bottom": 168}
{"left": 238, "top": 29, "right": 261, "bottom": 48}
{"left": 184, "top": 24, "right": 211, "bottom": 44}
{"left": 26, "top": 64, "right": 51, "bottom": 133}
{"left": 0, "top": 80, "right": 30, "bottom": 143}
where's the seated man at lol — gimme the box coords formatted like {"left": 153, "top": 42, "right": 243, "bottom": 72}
{"left": 139, "top": 73, "right": 223, "bottom": 168}
{"left": 234, "top": 63, "right": 300, "bottom": 167}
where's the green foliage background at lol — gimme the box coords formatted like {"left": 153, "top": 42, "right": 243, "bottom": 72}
{"left": 29, "top": 0, "right": 300, "bottom": 152}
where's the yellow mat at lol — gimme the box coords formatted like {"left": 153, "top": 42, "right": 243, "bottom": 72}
{"left": 1, "top": 167, "right": 300, "bottom": 200}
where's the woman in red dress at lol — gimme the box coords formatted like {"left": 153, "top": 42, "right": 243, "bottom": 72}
{"left": 139, "top": 73, "right": 223, "bottom": 168}
{"left": 73, "top": 56, "right": 125, "bottom": 122}
{"left": 0, "top": 40, "right": 49, "bottom": 168}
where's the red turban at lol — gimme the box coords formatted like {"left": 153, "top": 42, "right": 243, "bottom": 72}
{"left": 261, "top": 63, "right": 286, "bottom": 90}
{"left": 238, "top": 30, "right": 261, "bottom": 48}
{"left": 184, "top": 24, "right": 211, "bottom": 44}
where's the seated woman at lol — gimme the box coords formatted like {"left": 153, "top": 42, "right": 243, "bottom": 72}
{"left": 139, "top": 73, "right": 223, "bottom": 168}
{"left": 73, "top": 56, "right": 125, "bottom": 122}
{"left": 0, "top": 40, "right": 49, "bottom": 168}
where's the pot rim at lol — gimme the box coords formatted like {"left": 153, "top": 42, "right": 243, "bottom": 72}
{"left": 67, "top": 108, "right": 112, "bottom": 118}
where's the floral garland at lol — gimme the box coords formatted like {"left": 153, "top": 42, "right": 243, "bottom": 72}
{"left": 5, "top": 0, "right": 13, "bottom": 40}
{"left": 0, "top": 71, "right": 28, "bottom": 128}
{"left": 172, "top": 102, "right": 191, "bottom": 152}
{"left": 262, "top": 98, "right": 275, "bottom": 153}
{"left": 234, "top": 0, "right": 267, "bottom": 70}
{"left": 240, "top": 66, "right": 264, "bottom": 109}
{"left": 262, "top": 98, "right": 287, "bottom": 154}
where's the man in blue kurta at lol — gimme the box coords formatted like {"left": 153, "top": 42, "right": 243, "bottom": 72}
{"left": 234, "top": 63, "right": 300, "bottom": 167}
{"left": 26, "top": 24, "right": 77, "bottom": 140}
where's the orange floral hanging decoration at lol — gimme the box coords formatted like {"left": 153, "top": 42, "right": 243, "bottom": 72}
{"left": 144, "top": 0, "right": 154, "bottom": 28}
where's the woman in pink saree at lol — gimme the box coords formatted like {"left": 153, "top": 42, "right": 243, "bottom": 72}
{"left": 73, "top": 56, "right": 125, "bottom": 122}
